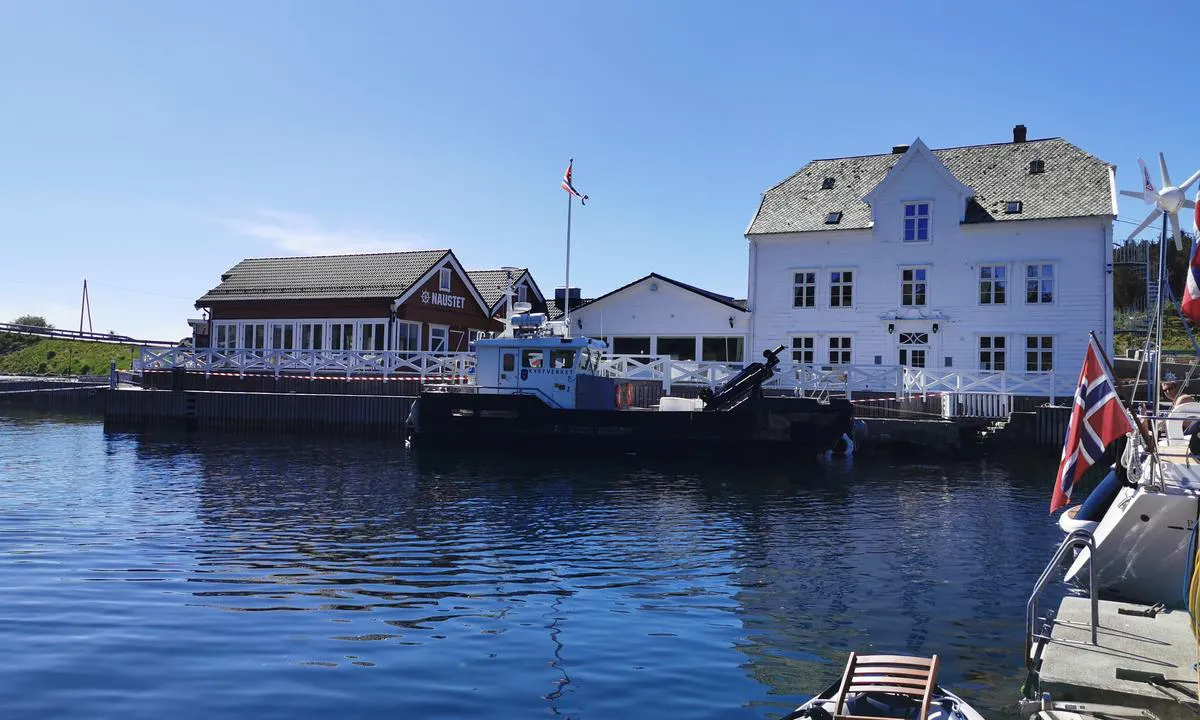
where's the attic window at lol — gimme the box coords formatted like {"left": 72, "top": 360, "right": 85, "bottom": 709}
{"left": 1029, "top": 160, "right": 1045, "bottom": 174}
{"left": 1005, "top": 201, "right": 1023, "bottom": 214}
{"left": 821, "top": 177, "right": 836, "bottom": 190}
{"left": 825, "top": 211, "right": 843, "bottom": 225}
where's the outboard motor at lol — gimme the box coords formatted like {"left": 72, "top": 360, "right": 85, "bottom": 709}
{"left": 699, "top": 345, "right": 785, "bottom": 412}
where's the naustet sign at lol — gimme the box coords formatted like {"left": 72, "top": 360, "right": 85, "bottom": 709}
{"left": 420, "top": 290, "right": 466, "bottom": 310}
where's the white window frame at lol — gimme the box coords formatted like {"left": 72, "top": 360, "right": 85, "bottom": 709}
{"left": 792, "top": 270, "right": 817, "bottom": 309}
{"left": 517, "top": 285, "right": 528, "bottom": 303}
{"left": 394, "top": 320, "right": 421, "bottom": 352}
{"left": 269, "top": 321, "right": 296, "bottom": 351}
{"left": 828, "top": 269, "right": 854, "bottom": 309}
{"left": 429, "top": 324, "right": 449, "bottom": 353}
{"left": 978, "top": 334, "right": 1007, "bottom": 371}
{"left": 903, "top": 202, "right": 931, "bottom": 243}
{"left": 899, "top": 266, "right": 929, "bottom": 307}
{"left": 213, "top": 323, "right": 238, "bottom": 350}
{"left": 1024, "top": 335, "right": 1054, "bottom": 373}
{"left": 898, "top": 332, "right": 929, "bottom": 368}
{"left": 439, "top": 267, "right": 452, "bottom": 292}
{"left": 791, "top": 335, "right": 816, "bottom": 364}
{"left": 1024, "top": 262, "right": 1056, "bottom": 305}
{"left": 828, "top": 336, "right": 852, "bottom": 365}
{"left": 978, "top": 263, "right": 1008, "bottom": 305}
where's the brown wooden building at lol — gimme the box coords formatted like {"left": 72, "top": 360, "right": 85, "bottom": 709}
{"left": 194, "top": 249, "right": 500, "bottom": 353}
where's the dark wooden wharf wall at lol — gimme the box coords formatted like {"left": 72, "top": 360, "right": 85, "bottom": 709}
{"left": 104, "top": 389, "right": 416, "bottom": 437}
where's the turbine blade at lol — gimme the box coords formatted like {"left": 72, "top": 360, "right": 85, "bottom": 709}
{"left": 1171, "top": 211, "right": 1183, "bottom": 251}
{"left": 1127, "top": 208, "right": 1163, "bottom": 241}
{"left": 1185, "top": 199, "right": 1197, "bottom": 210}
{"left": 1160, "top": 152, "right": 1172, "bottom": 188}
{"left": 1179, "top": 168, "right": 1200, "bottom": 192}
{"left": 1139, "top": 157, "right": 1155, "bottom": 201}
{"left": 1120, "top": 189, "right": 1148, "bottom": 199}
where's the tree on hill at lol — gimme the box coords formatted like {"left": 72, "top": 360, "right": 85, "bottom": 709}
{"left": 12, "top": 315, "right": 53, "bottom": 329}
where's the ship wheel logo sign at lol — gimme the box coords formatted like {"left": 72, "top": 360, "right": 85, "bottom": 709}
{"left": 420, "top": 291, "right": 431, "bottom": 304}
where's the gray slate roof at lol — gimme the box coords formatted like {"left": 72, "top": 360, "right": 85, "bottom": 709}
{"left": 195, "top": 250, "right": 450, "bottom": 305}
{"left": 746, "top": 138, "right": 1114, "bottom": 235}
{"left": 467, "top": 269, "right": 526, "bottom": 309}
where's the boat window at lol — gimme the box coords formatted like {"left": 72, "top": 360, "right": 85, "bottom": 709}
{"left": 522, "top": 349, "right": 544, "bottom": 368}
{"left": 502, "top": 353, "right": 515, "bottom": 372}
{"left": 550, "top": 350, "right": 575, "bottom": 369}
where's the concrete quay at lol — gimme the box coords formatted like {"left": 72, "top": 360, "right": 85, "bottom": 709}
{"left": 1036, "top": 597, "right": 1198, "bottom": 720}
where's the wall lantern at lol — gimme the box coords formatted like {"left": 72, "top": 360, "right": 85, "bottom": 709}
{"left": 728, "top": 316, "right": 735, "bottom": 328}
{"left": 932, "top": 323, "right": 939, "bottom": 334}
{"left": 887, "top": 323, "right": 895, "bottom": 334}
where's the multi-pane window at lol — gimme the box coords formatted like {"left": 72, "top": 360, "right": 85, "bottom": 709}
{"left": 270, "top": 322, "right": 295, "bottom": 351}
{"left": 829, "top": 270, "right": 853, "bottom": 308}
{"left": 214, "top": 324, "right": 237, "bottom": 350}
{"left": 828, "top": 336, "right": 852, "bottom": 364}
{"left": 979, "top": 265, "right": 1007, "bottom": 304}
{"left": 242, "top": 323, "right": 266, "bottom": 350}
{"left": 439, "top": 268, "right": 452, "bottom": 291}
{"left": 517, "top": 285, "right": 528, "bottom": 303}
{"left": 793, "top": 271, "right": 817, "bottom": 308}
{"left": 300, "top": 323, "right": 324, "bottom": 351}
{"left": 1025, "top": 264, "right": 1054, "bottom": 304}
{"left": 791, "top": 336, "right": 815, "bottom": 364}
{"left": 395, "top": 321, "right": 420, "bottom": 351}
{"left": 329, "top": 323, "right": 355, "bottom": 351}
{"left": 901, "top": 268, "right": 927, "bottom": 306}
{"left": 702, "top": 337, "right": 744, "bottom": 362}
{"left": 903, "top": 202, "right": 930, "bottom": 242}
{"left": 979, "top": 336, "right": 1006, "bottom": 371}
{"left": 361, "top": 322, "right": 386, "bottom": 352}
{"left": 1025, "top": 336, "right": 1053, "bottom": 372}
{"left": 898, "top": 332, "right": 928, "bottom": 368}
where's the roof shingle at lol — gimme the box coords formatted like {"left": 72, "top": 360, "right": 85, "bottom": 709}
{"left": 746, "top": 138, "right": 1114, "bottom": 235}
{"left": 195, "top": 250, "right": 449, "bottom": 305}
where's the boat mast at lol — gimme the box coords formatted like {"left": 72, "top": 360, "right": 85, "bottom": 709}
{"left": 1154, "top": 211, "right": 1168, "bottom": 416}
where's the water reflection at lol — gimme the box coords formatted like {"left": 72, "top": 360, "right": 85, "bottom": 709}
{"left": 0, "top": 414, "right": 1061, "bottom": 719}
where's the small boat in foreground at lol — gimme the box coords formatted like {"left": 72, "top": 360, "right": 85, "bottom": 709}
{"left": 783, "top": 653, "right": 985, "bottom": 720}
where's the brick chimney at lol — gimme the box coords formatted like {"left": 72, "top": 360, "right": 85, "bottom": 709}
{"left": 1013, "top": 124, "right": 1027, "bottom": 143}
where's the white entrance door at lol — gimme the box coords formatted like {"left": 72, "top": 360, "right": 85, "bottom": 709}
{"left": 898, "top": 332, "right": 929, "bottom": 368}
{"left": 497, "top": 349, "right": 520, "bottom": 390}
{"left": 429, "top": 325, "right": 449, "bottom": 353}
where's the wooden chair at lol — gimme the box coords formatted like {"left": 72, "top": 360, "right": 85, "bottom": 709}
{"left": 830, "top": 653, "right": 940, "bottom": 720}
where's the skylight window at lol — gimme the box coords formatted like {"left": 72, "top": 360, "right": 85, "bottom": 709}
{"left": 1029, "top": 160, "right": 1045, "bottom": 174}
{"left": 821, "top": 177, "right": 836, "bottom": 190}
{"left": 825, "top": 211, "right": 843, "bottom": 225}
{"left": 1005, "top": 201, "right": 1023, "bottom": 214}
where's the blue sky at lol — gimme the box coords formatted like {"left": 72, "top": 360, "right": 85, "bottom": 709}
{"left": 1, "top": 1, "right": 1197, "bottom": 340}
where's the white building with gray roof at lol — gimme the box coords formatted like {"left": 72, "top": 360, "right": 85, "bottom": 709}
{"left": 744, "top": 125, "right": 1117, "bottom": 383}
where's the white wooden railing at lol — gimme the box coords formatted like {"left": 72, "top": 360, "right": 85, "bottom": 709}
{"left": 136, "top": 347, "right": 1069, "bottom": 399}
{"left": 136, "top": 348, "right": 475, "bottom": 379}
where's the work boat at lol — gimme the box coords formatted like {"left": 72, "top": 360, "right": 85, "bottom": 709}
{"left": 1056, "top": 404, "right": 1200, "bottom": 608}
{"left": 405, "top": 309, "right": 854, "bottom": 456}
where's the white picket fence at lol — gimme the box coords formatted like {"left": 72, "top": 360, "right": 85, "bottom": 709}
{"left": 137, "top": 347, "right": 1069, "bottom": 402}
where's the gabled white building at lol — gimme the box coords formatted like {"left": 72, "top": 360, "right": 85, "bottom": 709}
{"left": 571, "top": 273, "right": 749, "bottom": 362}
{"left": 744, "top": 125, "right": 1117, "bottom": 383}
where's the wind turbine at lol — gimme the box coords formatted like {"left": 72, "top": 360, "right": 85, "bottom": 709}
{"left": 1120, "top": 152, "right": 1200, "bottom": 250}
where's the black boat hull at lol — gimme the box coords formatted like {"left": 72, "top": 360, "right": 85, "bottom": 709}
{"left": 406, "top": 391, "right": 854, "bottom": 457}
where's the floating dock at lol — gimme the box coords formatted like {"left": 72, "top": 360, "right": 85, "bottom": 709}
{"left": 1036, "top": 597, "right": 1198, "bottom": 720}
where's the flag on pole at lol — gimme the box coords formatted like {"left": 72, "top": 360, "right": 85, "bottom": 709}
{"left": 1183, "top": 233, "right": 1200, "bottom": 325}
{"left": 1050, "top": 335, "right": 1135, "bottom": 514}
{"left": 561, "top": 159, "right": 588, "bottom": 205}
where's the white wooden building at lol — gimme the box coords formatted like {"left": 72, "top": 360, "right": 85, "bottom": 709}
{"left": 743, "top": 125, "right": 1117, "bottom": 387}
{"left": 570, "top": 273, "right": 749, "bottom": 363}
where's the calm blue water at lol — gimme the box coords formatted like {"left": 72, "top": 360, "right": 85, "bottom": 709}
{"left": 0, "top": 410, "right": 1064, "bottom": 719}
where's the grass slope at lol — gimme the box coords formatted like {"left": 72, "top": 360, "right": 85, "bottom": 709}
{"left": 0, "top": 335, "right": 142, "bottom": 376}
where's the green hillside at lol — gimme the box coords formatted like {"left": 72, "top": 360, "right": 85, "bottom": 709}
{"left": 0, "top": 335, "right": 142, "bottom": 376}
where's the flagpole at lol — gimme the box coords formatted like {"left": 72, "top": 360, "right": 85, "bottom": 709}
{"left": 1090, "top": 330, "right": 1155, "bottom": 451}
{"left": 564, "top": 185, "right": 573, "bottom": 337}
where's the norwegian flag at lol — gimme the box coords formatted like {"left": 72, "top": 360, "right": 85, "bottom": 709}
{"left": 1183, "top": 235, "right": 1200, "bottom": 325}
{"left": 561, "top": 159, "right": 588, "bottom": 205}
{"left": 1051, "top": 336, "right": 1134, "bottom": 514}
